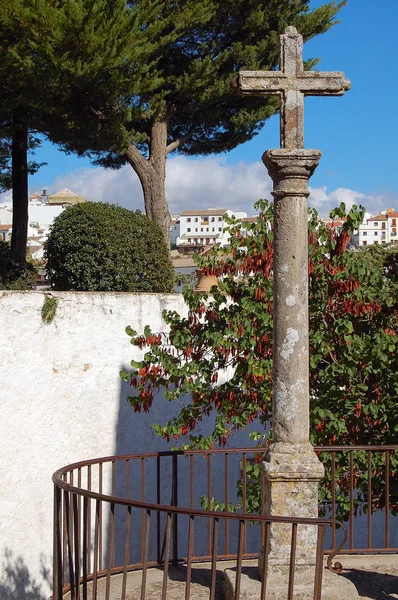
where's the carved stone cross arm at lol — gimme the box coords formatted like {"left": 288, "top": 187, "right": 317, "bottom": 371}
{"left": 239, "top": 26, "right": 351, "bottom": 150}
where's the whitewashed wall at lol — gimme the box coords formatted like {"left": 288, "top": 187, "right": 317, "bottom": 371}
{"left": 0, "top": 291, "right": 194, "bottom": 599}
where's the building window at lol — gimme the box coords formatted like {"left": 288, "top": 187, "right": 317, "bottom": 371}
{"left": 392, "top": 219, "right": 396, "bottom": 226}
{"left": 218, "top": 217, "right": 222, "bottom": 221}
{"left": 206, "top": 227, "right": 209, "bottom": 232}
{"left": 188, "top": 238, "right": 192, "bottom": 243}
{"left": 201, "top": 228, "right": 203, "bottom": 232}
{"left": 382, "top": 222, "right": 386, "bottom": 229}
{"left": 195, "top": 217, "right": 198, "bottom": 222}
{"left": 374, "top": 241, "right": 379, "bottom": 245}
{"left": 194, "top": 238, "right": 198, "bottom": 244}
{"left": 392, "top": 229, "right": 397, "bottom": 236}
{"left": 374, "top": 222, "right": 378, "bottom": 226}
{"left": 218, "top": 227, "right": 222, "bottom": 232}
{"left": 187, "top": 228, "right": 191, "bottom": 232}
{"left": 363, "top": 231, "right": 367, "bottom": 236}
{"left": 374, "top": 231, "right": 378, "bottom": 236}
{"left": 187, "top": 217, "right": 191, "bottom": 222}
{"left": 211, "top": 217, "right": 215, "bottom": 222}
{"left": 362, "top": 241, "right": 367, "bottom": 246}
{"left": 212, "top": 227, "right": 215, "bottom": 231}
{"left": 195, "top": 228, "right": 198, "bottom": 232}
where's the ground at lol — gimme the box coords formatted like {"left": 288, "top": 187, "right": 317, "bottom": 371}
{"left": 62, "top": 555, "right": 398, "bottom": 600}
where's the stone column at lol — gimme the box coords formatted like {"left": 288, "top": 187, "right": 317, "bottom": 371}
{"left": 261, "top": 149, "right": 324, "bottom": 568}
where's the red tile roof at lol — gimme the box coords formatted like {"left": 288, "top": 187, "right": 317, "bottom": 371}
{"left": 368, "top": 215, "right": 387, "bottom": 222}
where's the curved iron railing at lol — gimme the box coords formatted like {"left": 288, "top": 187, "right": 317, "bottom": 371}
{"left": 53, "top": 449, "right": 348, "bottom": 600}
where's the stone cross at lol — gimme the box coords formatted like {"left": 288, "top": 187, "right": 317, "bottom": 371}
{"left": 239, "top": 26, "right": 351, "bottom": 150}
{"left": 232, "top": 27, "right": 355, "bottom": 598}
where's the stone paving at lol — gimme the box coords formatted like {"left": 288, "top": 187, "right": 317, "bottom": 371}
{"left": 62, "top": 555, "right": 398, "bottom": 600}
{"left": 338, "top": 555, "right": 398, "bottom": 600}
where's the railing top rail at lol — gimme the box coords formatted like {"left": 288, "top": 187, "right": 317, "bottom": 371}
{"left": 52, "top": 444, "right": 397, "bottom": 527}
{"left": 52, "top": 443, "right": 398, "bottom": 480}
{"left": 53, "top": 473, "right": 342, "bottom": 527}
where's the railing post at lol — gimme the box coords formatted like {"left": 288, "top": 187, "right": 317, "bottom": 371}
{"left": 172, "top": 453, "right": 178, "bottom": 564}
{"left": 53, "top": 484, "right": 63, "bottom": 600}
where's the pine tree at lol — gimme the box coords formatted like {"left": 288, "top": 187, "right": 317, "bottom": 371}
{"left": 0, "top": 0, "right": 58, "bottom": 264}
{"left": 57, "top": 0, "right": 346, "bottom": 245}
{"left": 0, "top": 0, "right": 148, "bottom": 265}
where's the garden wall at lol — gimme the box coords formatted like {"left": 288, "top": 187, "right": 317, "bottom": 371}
{"left": 0, "top": 291, "right": 195, "bottom": 598}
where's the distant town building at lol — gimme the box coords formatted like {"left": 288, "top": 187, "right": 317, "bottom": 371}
{"left": 0, "top": 187, "right": 86, "bottom": 253}
{"left": 47, "top": 188, "right": 85, "bottom": 206}
{"left": 352, "top": 209, "right": 398, "bottom": 247}
{"left": 170, "top": 218, "right": 180, "bottom": 247}
{"left": 172, "top": 208, "right": 248, "bottom": 254}
{"left": 0, "top": 223, "right": 12, "bottom": 242}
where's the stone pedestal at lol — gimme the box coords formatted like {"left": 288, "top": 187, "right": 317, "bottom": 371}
{"left": 261, "top": 442, "right": 324, "bottom": 569}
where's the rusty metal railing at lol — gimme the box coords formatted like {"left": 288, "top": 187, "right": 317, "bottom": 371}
{"left": 316, "top": 445, "right": 398, "bottom": 554}
{"left": 53, "top": 450, "right": 346, "bottom": 600}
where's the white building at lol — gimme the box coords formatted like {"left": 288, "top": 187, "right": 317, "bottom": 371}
{"left": 355, "top": 209, "right": 398, "bottom": 247}
{"left": 0, "top": 205, "right": 13, "bottom": 242}
{"left": 0, "top": 187, "right": 86, "bottom": 250}
{"left": 174, "top": 208, "right": 247, "bottom": 253}
{"left": 170, "top": 218, "right": 180, "bottom": 247}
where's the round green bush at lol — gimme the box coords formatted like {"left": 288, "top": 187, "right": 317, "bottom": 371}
{"left": 44, "top": 203, "right": 175, "bottom": 292}
{"left": 0, "top": 241, "right": 37, "bottom": 290}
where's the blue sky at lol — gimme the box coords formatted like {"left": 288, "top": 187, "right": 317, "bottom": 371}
{"left": 5, "top": 0, "right": 397, "bottom": 217}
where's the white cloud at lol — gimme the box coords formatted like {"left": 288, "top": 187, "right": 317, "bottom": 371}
{"left": 45, "top": 156, "right": 273, "bottom": 216}
{"left": 21, "top": 156, "right": 397, "bottom": 218}
{"left": 48, "top": 165, "right": 143, "bottom": 211}
{"left": 308, "top": 186, "right": 390, "bottom": 217}
{"left": 165, "top": 156, "right": 272, "bottom": 215}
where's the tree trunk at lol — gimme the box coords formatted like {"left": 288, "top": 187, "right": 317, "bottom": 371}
{"left": 125, "top": 112, "right": 171, "bottom": 248}
{"left": 10, "top": 117, "right": 29, "bottom": 265}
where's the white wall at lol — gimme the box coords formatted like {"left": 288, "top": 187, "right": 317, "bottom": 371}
{"left": 0, "top": 291, "right": 192, "bottom": 598}
{"left": 28, "top": 204, "right": 64, "bottom": 229}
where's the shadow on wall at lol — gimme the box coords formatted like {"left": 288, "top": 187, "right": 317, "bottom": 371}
{"left": 0, "top": 549, "right": 51, "bottom": 600}
{"left": 109, "top": 374, "right": 222, "bottom": 569}
{"left": 115, "top": 374, "right": 198, "bottom": 455}
{"left": 107, "top": 374, "right": 261, "bottom": 571}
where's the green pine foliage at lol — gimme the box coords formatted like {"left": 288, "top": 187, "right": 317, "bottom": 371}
{"left": 92, "top": 0, "right": 347, "bottom": 157}
{"left": 0, "top": 0, "right": 154, "bottom": 262}
{"left": 44, "top": 0, "right": 347, "bottom": 241}
{"left": 44, "top": 202, "right": 175, "bottom": 292}
{"left": 0, "top": 0, "right": 348, "bottom": 252}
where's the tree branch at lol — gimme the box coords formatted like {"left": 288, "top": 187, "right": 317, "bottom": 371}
{"left": 166, "top": 130, "right": 193, "bottom": 155}
{"left": 124, "top": 142, "right": 149, "bottom": 175}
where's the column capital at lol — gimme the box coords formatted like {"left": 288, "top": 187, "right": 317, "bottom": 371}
{"left": 262, "top": 149, "right": 321, "bottom": 197}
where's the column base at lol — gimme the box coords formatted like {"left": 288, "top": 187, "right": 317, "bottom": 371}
{"left": 261, "top": 442, "right": 325, "bottom": 568}
{"left": 224, "top": 562, "right": 360, "bottom": 600}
